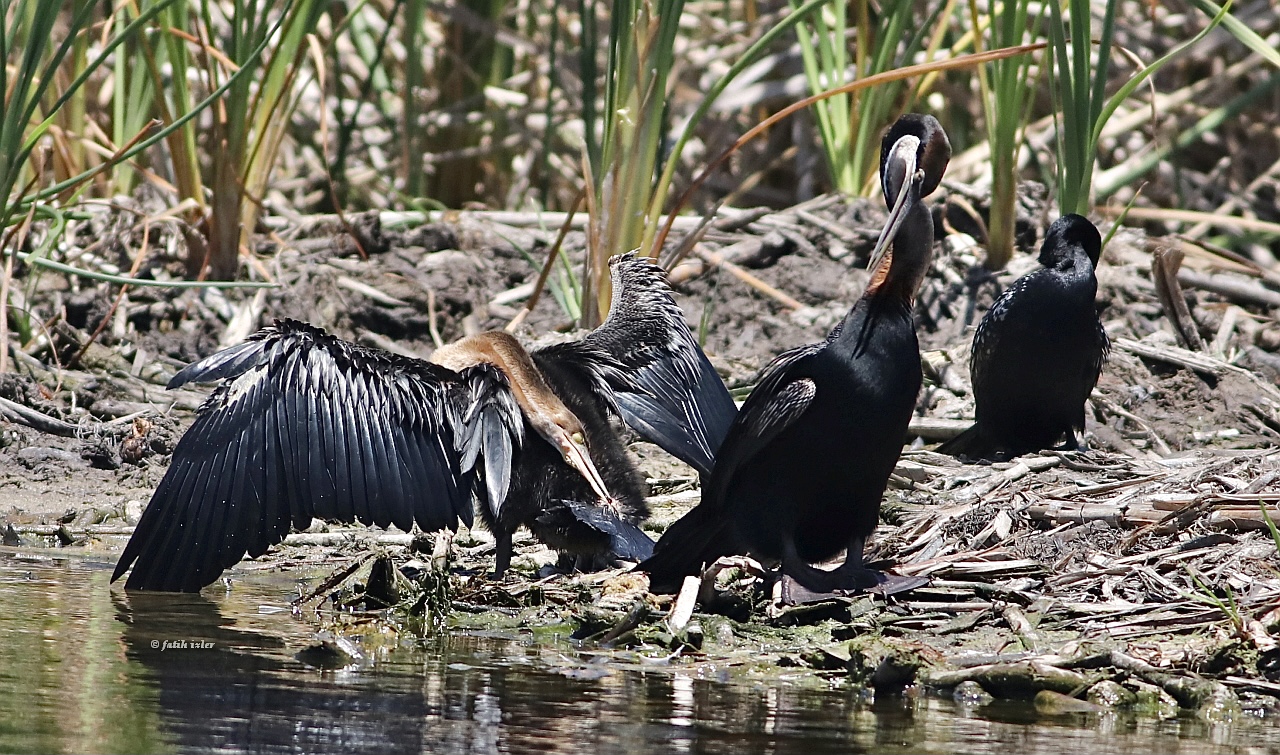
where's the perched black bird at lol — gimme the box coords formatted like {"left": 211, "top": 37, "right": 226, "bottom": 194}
{"left": 113, "top": 254, "right": 736, "bottom": 591}
{"left": 938, "top": 214, "right": 1108, "bottom": 458}
{"left": 640, "top": 113, "right": 951, "bottom": 594}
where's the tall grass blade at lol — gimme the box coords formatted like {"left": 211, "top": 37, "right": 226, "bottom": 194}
{"left": 583, "top": 0, "right": 686, "bottom": 325}
{"left": 643, "top": 0, "right": 828, "bottom": 258}
{"left": 1184, "top": 0, "right": 1280, "bottom": 69}
{"left": 1048, "top": 0, "right": 1228, "bottom": 216}
{"left": 653, "top": 44, "right": 1044, "bottom": 256}
{"left": 972, "top": 0, "right": 1041, "bottom": 269}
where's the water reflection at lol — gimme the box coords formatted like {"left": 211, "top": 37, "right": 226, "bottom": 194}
{"left": 117, "top": 589, "right": 437, "bottom": 753}
{"left": 0, "top": 553, "right": 165, "bottom": 753}
{"left": 1, "top": 551, "right": 1276, "bottom": 755}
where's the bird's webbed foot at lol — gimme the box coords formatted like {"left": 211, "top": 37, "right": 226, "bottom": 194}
{"left": 779, "top": 535, "right": 926, "bottom": 601}
{"left": 535, "top": 551, "right": 613, "bottom": 579}
{"left": 1057, "top": 430, "right": 1088, "bottom": 453}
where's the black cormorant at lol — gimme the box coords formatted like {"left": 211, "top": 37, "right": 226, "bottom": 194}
{"left": 938, "top": 214, "right": 1107, "bottom": 458}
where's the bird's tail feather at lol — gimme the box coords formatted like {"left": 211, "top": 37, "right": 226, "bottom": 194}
{"left": 557, "top": 499, "right": 655, "bottom": 562}
{"left": 935, "top": 422, "right": 994, "bottom": 458}
{"left": 636, "top": 504, "right": 732, "bottom": 594}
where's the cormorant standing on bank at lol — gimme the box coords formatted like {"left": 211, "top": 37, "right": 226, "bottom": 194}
{"left": 939, "top": 214, "right": 1107, "bottom": 458}
{"left": 640, "top": 113, "right": 951, "bottom": 594}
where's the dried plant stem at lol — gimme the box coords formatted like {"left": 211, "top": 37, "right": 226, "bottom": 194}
{"left": 695, "top": 247, "right": 803, "bottom": 311}
{"left": 1099, "top": 206, "right": 1280, "bottom": 238}
{"left": 506, "top": 189, "right": 584, "bottom": 333}
{"left": 650, "top": 44, "right": 1044, "bottom": 258}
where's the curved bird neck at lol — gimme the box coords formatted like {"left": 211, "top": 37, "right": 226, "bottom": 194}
{"left": 865, "top": 199, "right": 934, "bottom": 304}
{"left": 431, "top": 332, "right": 579, "bottom": 438}
{"left": 834, "top": 200, "right": 932, "bottom": 357}
{"left": 1036, "top": 251, "right": 1099, "bottom": 312}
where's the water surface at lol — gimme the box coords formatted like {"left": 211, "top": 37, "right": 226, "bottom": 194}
{"left": 0, "top": 551, "right": 1274, "bottom": 754}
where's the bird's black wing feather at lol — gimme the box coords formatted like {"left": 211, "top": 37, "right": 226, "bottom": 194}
{"left": 1083, "top": 320, "right": 1110, "bottom": 404}
{"left": 933, "top": 423, "right": 989, "bottom": 458}
{"left": 701, "top": 343, "right": 821, "bottom": 506}
{"left": 452, "top": 362, "right": 524, "bottom": 519}
{"left": 937, "top": 276, "right": 1028, "bottom": 459}
{"left": 114, "top": 319, "right": 476, "bottom": 592}
{"left": 967, "top": 273, "right": 1029, "bottom": 403}
{"left": 639, "top": 343, "right": 820, "bottom": 590}
{"left": 167, "top": 340, "right": 266, "bottom": 389}
{"left": 541, "top": 253, "right": 737, "bottom": 476}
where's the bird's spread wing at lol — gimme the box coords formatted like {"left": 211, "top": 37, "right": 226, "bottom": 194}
{"left": 543, "top": 253, "right": 736, "bottom": 476}
{"left": 703, "top": 343, "right": 821, "bottom": 504}
{"left": 640, "top": 344, "right": 818, "bottom": 588}
{"left": 453, "top": 362, "right": 524, "bottom": 518}
{"left": 114, "top": 319, "right": 479, "bottom": 592}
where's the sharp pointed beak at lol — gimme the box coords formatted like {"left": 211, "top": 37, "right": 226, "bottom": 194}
{"left": 867, "top": 135, "right": 923, "bottom": 275}
{"left": 557, "top": 431, "right": 615, "bottom": 504}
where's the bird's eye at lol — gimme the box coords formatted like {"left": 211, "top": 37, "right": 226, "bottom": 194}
{"left": 571, "top": 432, "right": 585, "bottom": 444}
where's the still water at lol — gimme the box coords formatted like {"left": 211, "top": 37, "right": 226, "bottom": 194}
{"left": 1, "top": 550, "right": 1276, "bottom": 755}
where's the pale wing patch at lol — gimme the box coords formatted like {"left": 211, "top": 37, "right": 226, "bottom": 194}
{"left": 224, "top": 364, "right": 271, "bottom": 405}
